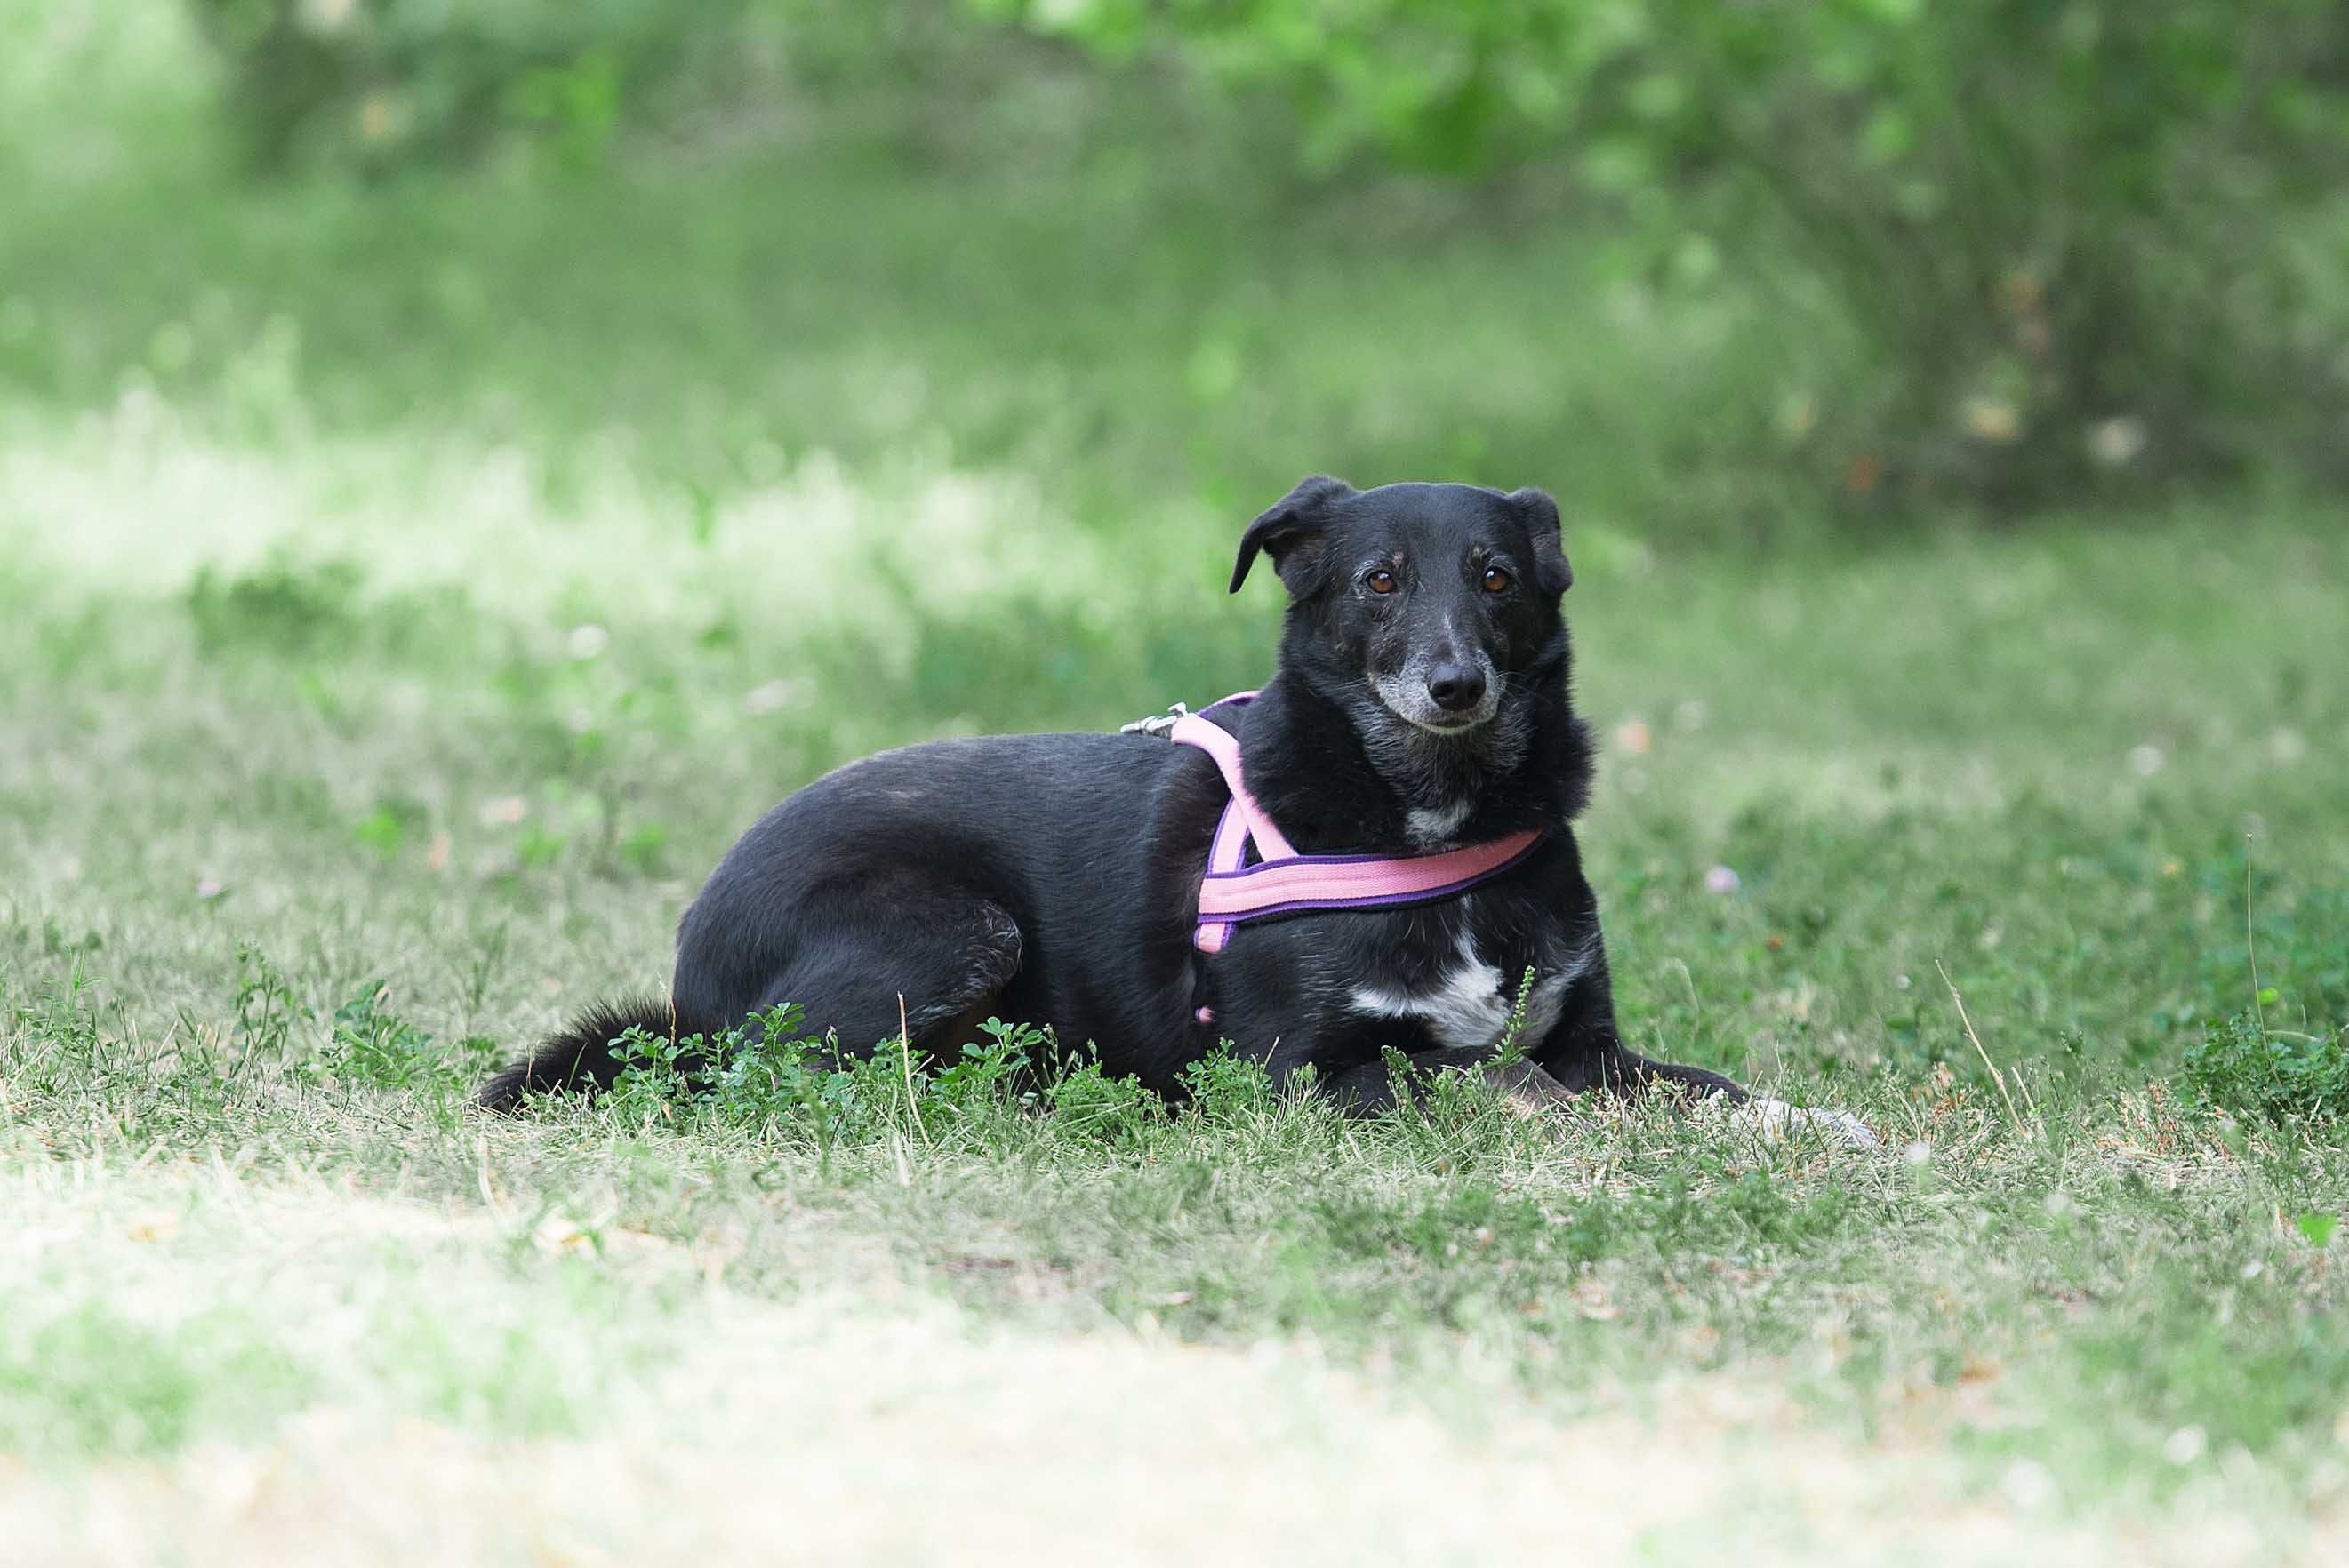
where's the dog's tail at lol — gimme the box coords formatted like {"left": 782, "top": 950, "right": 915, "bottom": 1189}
{"left": 476, "top": 994, "right": 706, "bottom": 1111}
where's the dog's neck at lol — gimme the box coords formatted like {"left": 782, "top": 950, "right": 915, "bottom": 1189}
{"left": 1235, "top": 666, "right": 1590, "bottom": 852}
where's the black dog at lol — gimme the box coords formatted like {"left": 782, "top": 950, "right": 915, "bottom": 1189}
{"left": 483, "top": 477, "right": 1850, "bottom": 1131}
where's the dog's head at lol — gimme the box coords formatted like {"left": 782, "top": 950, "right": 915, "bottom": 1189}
{"left": 1230, "top": 476, "right": 1574, "bottom": 741}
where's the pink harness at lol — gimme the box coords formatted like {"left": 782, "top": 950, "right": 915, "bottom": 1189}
{"left": 1157, "top": 693, "right": 1543, "bottom": 965}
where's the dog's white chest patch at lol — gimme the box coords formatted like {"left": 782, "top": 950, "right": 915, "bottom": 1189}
{"left": 1405, "top": 800, "right": 1472, "bottom": 845}
{"left": 1350, "top": 933, "right": 1510, "bottom": 1051}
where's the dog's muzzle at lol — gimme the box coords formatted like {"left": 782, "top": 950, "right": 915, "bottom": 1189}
{"left": 1373, "top": 660, "right": 1502, "bottom": 733}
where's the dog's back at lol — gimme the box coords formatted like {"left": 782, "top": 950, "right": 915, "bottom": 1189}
{"left": 672, "top": 731, "right": 1225, "bottom": 1079}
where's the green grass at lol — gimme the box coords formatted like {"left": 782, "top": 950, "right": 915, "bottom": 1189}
{"left": 5, "top": 8, "right": 2349, "bottom": 1563}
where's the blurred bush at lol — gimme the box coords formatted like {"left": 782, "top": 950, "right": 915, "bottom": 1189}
{"left": 184, "top": 0, "right": 780, "bottom": 168}
{"left": 181, "top": 1, "right": 1102, "bottom": 172}
{"left": 179, "top": 0, "right": 2349, "bottom": 508}
{"left": 988, "top": 0, "right": 2349, "bottom": 502}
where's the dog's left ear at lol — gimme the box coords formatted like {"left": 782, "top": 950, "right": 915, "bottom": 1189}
{"left": 1230, "top": 475, "right": 1354, "bottom": 595}
{"left": 1506, "top": 486, "right": 1574, "bottom": 596}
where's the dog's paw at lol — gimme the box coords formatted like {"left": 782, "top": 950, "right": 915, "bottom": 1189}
{"left": 1482, "top": 1058, "right": 1580, "bottom": 1120}
{"left": 1729, "top": 1096, "right": 1881, "bottom": 1149}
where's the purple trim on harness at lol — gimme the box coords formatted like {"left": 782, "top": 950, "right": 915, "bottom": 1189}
{"left": 1199, "top": 840, "right": 1542, "bottom": 874}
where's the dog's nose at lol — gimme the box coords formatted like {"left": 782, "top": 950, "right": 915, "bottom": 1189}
{"left": 1426, "top": 663, "right": 1487, "bottom": 714}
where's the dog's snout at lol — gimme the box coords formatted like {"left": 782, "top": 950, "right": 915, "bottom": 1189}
{"left": 1426, "top": 662, "right": 1487, "bottom": 714}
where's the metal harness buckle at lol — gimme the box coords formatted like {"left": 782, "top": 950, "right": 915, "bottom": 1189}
{"left": 1118, "top": 701, "right": 1190, "bottom": 739}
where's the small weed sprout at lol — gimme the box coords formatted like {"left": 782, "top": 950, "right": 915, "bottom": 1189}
{"left": 1376, "top": 1044, "right": 1417, "bottom": 1114}
{"left": 232, "top": 943, "right": 305, "bottom": 1063}
{"left": 1043, "top": 1036, "right": 1160, "bottom": 1148}
{"left": 932, "top": 1018, "right": 1039, "bottom": 1114}
{"left": 318, "top": 981, "right": 439, "bottom": 1089}
{"left": 1180, "top": 1041, "right": 1277, "bottom": 1123}
{"left": 2177, "top": 836, "right": 2349, "bottom": 1125}
{"left": 1495, "top": 965, "right": 1538, "bottom": 1066}
{"left": 2182, "top": 1012, "right": 2349, "bottom": 1126}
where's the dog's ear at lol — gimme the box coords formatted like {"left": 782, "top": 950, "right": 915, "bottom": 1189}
{"left": 1506, "top": 486, "right": 1574, "bottom": 596}
{"left": 1230, "top": 475, "right": 1353, "bottom": 595}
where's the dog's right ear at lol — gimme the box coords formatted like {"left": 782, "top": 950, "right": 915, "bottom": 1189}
{"left": 1229, "top": 475, "right": 1353, "bottom": 595}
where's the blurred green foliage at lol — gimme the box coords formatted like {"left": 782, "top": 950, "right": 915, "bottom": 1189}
{"left": 179, "top": 0, "right": 1083, "bottom": 171}
{"left": 2185, "top": 1009, "right": 2349, "bottom": 1127}
{"left": 177, "top": 0, "right": 2349, "bottom": 509}
{"left": 992, "top": 0, "right": 2349, "bottom": 500}
{"left": 183, "top": 0, "right": 756, "bottom": 167}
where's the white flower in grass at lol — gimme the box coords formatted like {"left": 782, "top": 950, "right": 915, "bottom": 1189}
{"left": 745, "top": 678, "right": 810, "bottom": 716}
{"left": 2088, "top": 416, "right": 2149, "bottom": 468}
{"left": 299, "top": 0, "right": 357, "bottom": 34}
{"left": 2001, "top": 1460, "right": 2056, "bottom": 1509}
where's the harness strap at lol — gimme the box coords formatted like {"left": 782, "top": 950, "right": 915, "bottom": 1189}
{"left": 1166, "top": 709, "right": 1295, "bottom": 859}
{"left": 1197, "top": 831, "right": 1543, "bottom": 924}
{"left": 1166, "top": 693, "right": 1543, "bottom": 956}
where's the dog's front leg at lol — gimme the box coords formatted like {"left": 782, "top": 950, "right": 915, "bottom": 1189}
{"left": 1530, "top": 948, "right": 1745, "bottom": 1102}
{"left": 1534, "top": 953, "right": 1881, "bottom": 1148}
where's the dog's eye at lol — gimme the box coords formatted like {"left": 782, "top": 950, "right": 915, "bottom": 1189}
{"left": 1481, "top": 566, "right": 1513, "bottom": 594}
{"left": 1366, "top": 569, "right": 1399, "bottom": 596}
